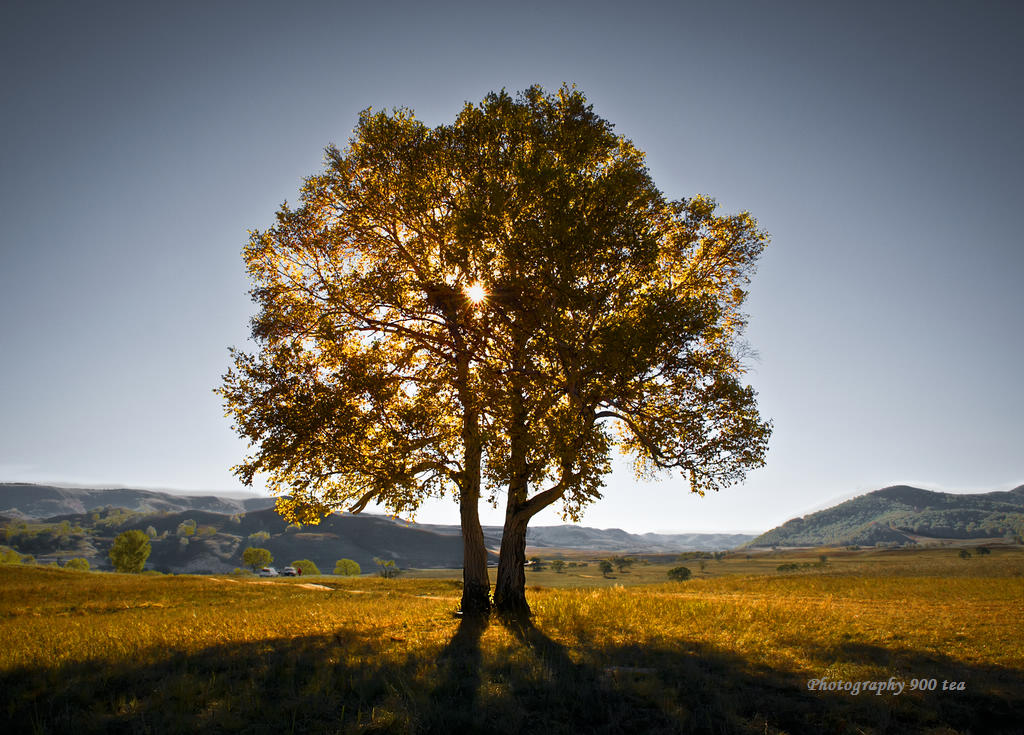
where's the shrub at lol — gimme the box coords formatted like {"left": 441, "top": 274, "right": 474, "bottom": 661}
{"left": 109, "top": 530, "right": 151, "bottom": 573}
{"left": 550, "top": 559, "right": 566, "bottom": 573}
{"left": 528, "top": 556, "right": 545, "bottom": 571}
{"left": 598, "top": 560, "right": 613, "bottom": 577}
{"left": 375, "top": 558, "right": 400, "bottom": 578}
{"left": 667, "top": 566, "right": 692, "bottom": 582}
{"left": 612, "top": 555, "right": 634, "bottom": 573}
{"left": 0, "top": 547, "right": 21, "bottom": 564}
{"left": 177, "top": 520, "right": 196, "bottom": 537}
{"left": 242, "top": 547, "right": 273, "bottom": 572}
{"left": 291, "top": 559, "right": 320, "bottom": 575}
{"left": 977, "top": 547, "right": 991, "bottom": 555}
{"left": 959, "top": 549, "right": 972, "bottom": 559}
{"left": 64, "top": 558, "right": 90, "bottom": 571}
{"left": 334, "top": 558, "right": 361, "bottom": 576}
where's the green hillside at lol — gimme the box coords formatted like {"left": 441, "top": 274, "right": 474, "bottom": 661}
{"left": 0, "top": 505, "right": 469, "bottom": 573}
{"left": 748, "top": 484, "right": 1024, "bottom": 548}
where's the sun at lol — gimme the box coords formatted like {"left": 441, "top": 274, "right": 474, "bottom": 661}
{"left": 465, "top": 283, "right": 486, "bottom": 304}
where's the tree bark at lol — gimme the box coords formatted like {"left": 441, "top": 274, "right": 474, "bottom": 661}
{"left": 456, "top": 341, "right": 491, "bottom": 616}
{"left": 459, "top": 482, "right": 491, "bottom": 616}
{"left": 493, "top": 503, "right": 531, "bottom": 617}
{"left": 493, "top": 373, "right": 533, "bottom": 617}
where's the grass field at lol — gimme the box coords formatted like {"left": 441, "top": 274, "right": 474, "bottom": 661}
{"left": 2, "top": 547, "right": 1022, "bottom": 734}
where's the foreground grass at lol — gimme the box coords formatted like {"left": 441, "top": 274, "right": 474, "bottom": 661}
{"left": 1, "top": 551, "right": 1022, "bottom": 734}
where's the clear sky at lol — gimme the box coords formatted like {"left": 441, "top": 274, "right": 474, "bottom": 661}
{"left": 1, "top": 1, "right": 1021, "bottom": 534}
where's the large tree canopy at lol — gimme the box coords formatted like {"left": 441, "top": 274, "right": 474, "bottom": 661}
{"left": 220, "top": 85, "right": 771, "bottom": 615}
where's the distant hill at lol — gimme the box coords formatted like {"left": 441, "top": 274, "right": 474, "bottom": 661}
{"left": 2, "top": 505, "right": 471, "bottom": 574}
{"left": 516, "top": 526, "right": 753, "bottom": 553}
{"left": 0, "top": 483, "right": 276, "bottom": 519}
{"left": 748, "top": 484, "right": 1024, "bottom": 548}
{"left": 0, "top": 484, "right": 754, "bottom": 572}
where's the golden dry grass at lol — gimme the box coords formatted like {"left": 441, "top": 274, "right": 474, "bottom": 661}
{"left": 1, "top": 547, "right": 1022, "bottom": 733}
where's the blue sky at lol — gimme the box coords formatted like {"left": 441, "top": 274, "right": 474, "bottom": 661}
{"left": 1, "top": 1, "right": 1021, "bottom": 533}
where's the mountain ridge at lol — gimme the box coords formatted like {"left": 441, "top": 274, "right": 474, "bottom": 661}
{"left": 748, "top": 484, "right": 1024, "bottom": 548}
{"left": 0, "top": 484, "right": 754, "bottom": 572}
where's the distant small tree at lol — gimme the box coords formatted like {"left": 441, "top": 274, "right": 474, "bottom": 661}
{"left": 612, "top": 556, "right": 634, "bottom": 573}
{"left": 145, "top": 526, "right": 158, "bottom": 539}
{"left": 248, "top": 531, "right": 270, "bottom": 543}
{"left": 598, "top": 560, "right": 614, "bottom": 578}
{"left": 291, "top": 559, "right": 320, "bottom": 575}
{"left": 528, "top": 557, "right": 545, "bottom": 571}
{"left": 977, "top": 547, "right": 991, "bottom": 555}
{"left": 818, "top": 554, "right": 828, "bottom": 565}
{"left": 550, "top": 559, "right": 566, "bottom": 574}
{"left": 109, "top": 530, "right": 151, "bottom": 573}
{"left": 668, "top": 566, "right": 692, "bottom": 581}
{"left": 199, "top": 526, "right": 217, "bottom": 537}
{"left": 958, "top": 549, "right": 972, "bottom": 559}
{"left": 64, "top": 557, "right": 90, "bottom": 571}
{"left": 0, "top": 548, "right": 21, "bottom": 564}
{"left": 243, "top": 546, "right": 273, "bottom": 572}
{"left": 334, "top": 558, "right": 361, "bottom": 576}
{"left": 375, "top": 558, "right": 400, "bottom": 578}
{"left": 177, "top": 520, "right": 196, "bottom": 537}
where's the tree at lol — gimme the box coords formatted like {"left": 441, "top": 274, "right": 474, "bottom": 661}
{"left": 550, "top": 559, "right": 566, "bottom": 574}
{"left": 243, "top": 546, "right": 273, "bottom": 572}
{"left": 668, "top": 566, "right": 692, "bottom": 581}
{"left": 598, "top": 560, "right": 614, "bottom": 578}
{"left": 612, "top": 556, "right": 634, "bottom": 573}
{"left": 291, "top": 559, "right": 320, "bottom": 575}
{"left": 528, "top": 556, "right": 545, "bottom": 571}
{"left": 220, "top": 84, "right": 770, "bottom": 617}
{"left": 109, "top": 530, "right": 151, "bottom": 573}
{"left": 0, "top": 548, "right": 21, "bottom": 564}
{"left": 375, "top": 558, "right": 400, "bottom": 578}
{"left": 64, "top": 557, "right": 90, "bottom": 571}
{"left": 334, "top": 558, "right": 361, "bottom": 576}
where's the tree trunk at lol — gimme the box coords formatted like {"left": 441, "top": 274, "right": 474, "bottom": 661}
{"left": 494, "top": 371, "right": 533, "bottom": 617}
{"left": 493, "top": 508, "right": 530, "bottom": 617}
{"left": 457, "top": 354, "right": 490, "bottom": 616}
{"left": 460, "top": 488, "right": 491, "bottom": 616}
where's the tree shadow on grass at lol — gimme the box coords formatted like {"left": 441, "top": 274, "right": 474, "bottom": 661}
{"left": 2, "top": 618, "right": 1022, "bottom": 734}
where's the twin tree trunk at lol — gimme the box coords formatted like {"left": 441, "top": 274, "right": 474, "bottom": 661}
{"left": 457, "top": 358, "right": 491, "bottom": 615}
{"left": 493, "top": 506, "right": 532, "bottom": 617}
{"left": 459, "top": 486, "right": 491, "bottom": 616}
{"left": 492, "top": 384, "right": 537, "bottom": 617}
